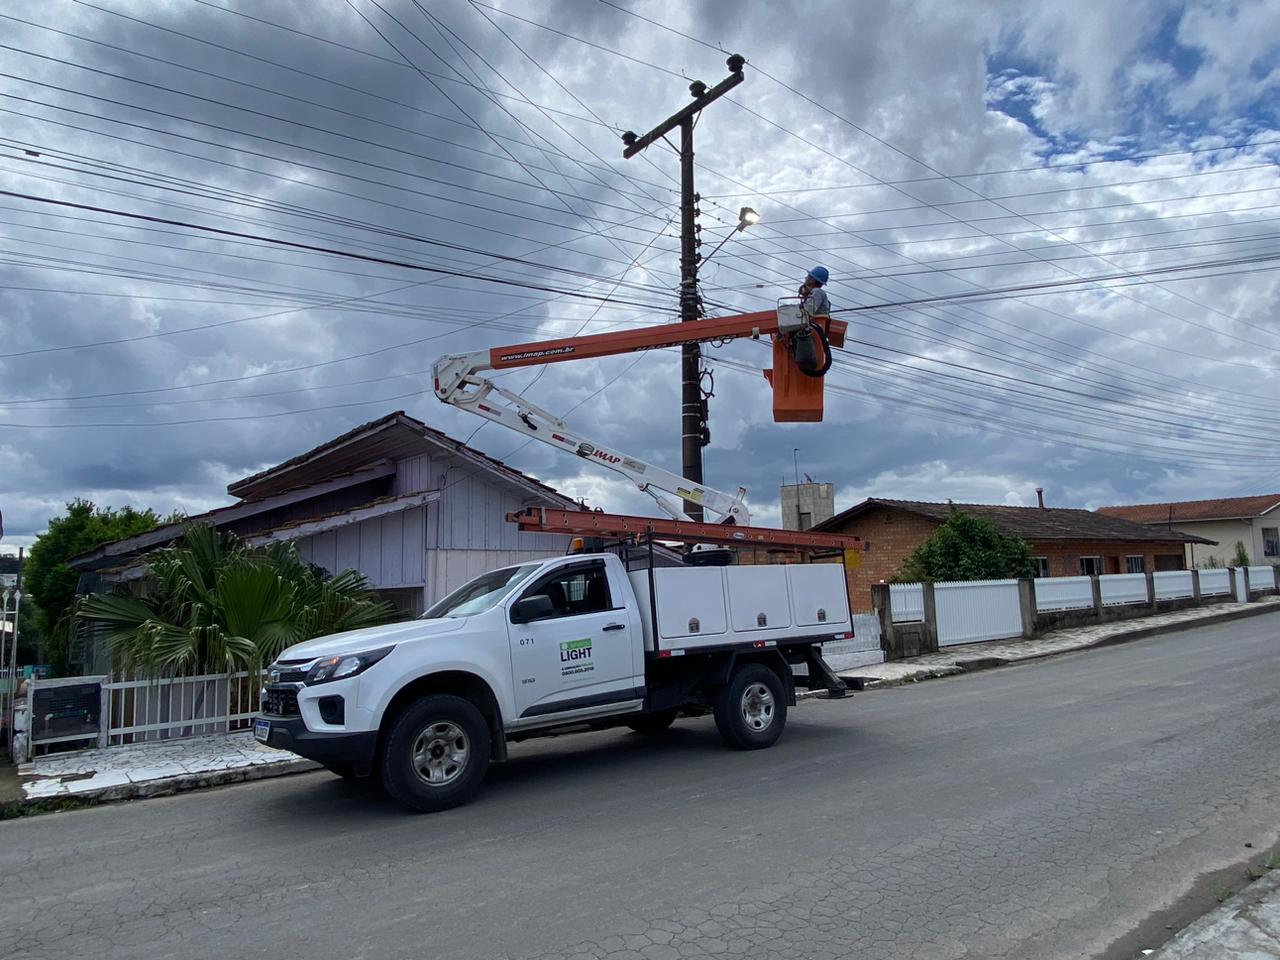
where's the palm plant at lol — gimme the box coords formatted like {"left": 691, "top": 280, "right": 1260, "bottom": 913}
{"left": 76, "top": 523, "right": 404, "bottom": 677}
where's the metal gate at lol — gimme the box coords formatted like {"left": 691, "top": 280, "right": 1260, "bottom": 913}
{"left": 935, "top": 579, "right": 1022, "bottom": 646}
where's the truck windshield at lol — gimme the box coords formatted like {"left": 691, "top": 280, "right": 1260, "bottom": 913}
{"left": 422, "top": 563, "right": 540, "bottom": 619}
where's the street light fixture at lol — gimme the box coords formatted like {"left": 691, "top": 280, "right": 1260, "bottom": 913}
{"left": 702, "top": 206, "right": 762, "bottom": 266}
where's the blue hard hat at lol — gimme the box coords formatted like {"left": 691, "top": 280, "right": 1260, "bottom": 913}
{"left": 807, "top": 266, "right": 829, "bottom": 285}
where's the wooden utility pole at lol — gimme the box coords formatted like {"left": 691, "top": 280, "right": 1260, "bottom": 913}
{"left": 622, "top": 53, "right": 746, "bottom": 521}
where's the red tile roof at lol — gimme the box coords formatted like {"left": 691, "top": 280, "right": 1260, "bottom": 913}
{"left": 815, "top": 498, "right": 1212, "bottom": 543}
{"left": 1096, "top": 494, "right": 1280, "bottom": 524}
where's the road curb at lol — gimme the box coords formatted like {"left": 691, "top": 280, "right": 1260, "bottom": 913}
{"left": 1144, "top": 870, "right": 1280, "bottom": 958}
{"left": 6, "top": 758, "right": 321, "bottom": 817}
{"left": 1086, "top": 602, "right": 1280, "bottom": 649}
{"left": 832, "top": 603, "right": 1280, "bottom": 692}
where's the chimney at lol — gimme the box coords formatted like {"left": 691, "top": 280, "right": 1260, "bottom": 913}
{"left": 1036, "top": 487, "right": 1045, "bottom": 509}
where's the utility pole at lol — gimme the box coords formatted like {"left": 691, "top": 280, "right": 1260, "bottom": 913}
{"left": 622, "top": 53, "right": 746, "bottom": 522}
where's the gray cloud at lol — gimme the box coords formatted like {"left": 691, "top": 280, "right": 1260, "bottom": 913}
{"left": 1, "top": 0, "right": 1279, "bottom": 549}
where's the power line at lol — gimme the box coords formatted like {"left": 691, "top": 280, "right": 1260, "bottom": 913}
{"left": 0, "top": 69, "right": 659, "bottom": 227}
{"left": 0, "top": 11, "right": 675, "bottom": 202}
{"left": 701, "top": 137, "right": 1280, "bottom": 198}
{"left": 0, "top": 233, "right": 680, "bottom": 406}
{"left": 0, "top": 389, "right": 425, "bottom": 429}
{"left": 0, "top": 189, "right": 678, "bottom": 313}
{"left": 530, "top": 4, "right": 1280, "bottom": 351}
{"left": 0, "top": 141, "right": 678, "bottom": 286}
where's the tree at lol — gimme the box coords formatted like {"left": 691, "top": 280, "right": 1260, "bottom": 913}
{"left": 23, "top": 499, "right": 162, "bottom": 673}
{"left": 1233, "top": 540, "right": 1250, "bottom": 567}
{"left": 895, "top": 507, "right": 1037, "bottom": 583}
{"left": 76, "top": 523, "right": 405, "bottom": 676}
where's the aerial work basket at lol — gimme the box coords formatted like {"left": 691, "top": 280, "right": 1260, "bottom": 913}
{"left": 763, "top": 300, "right": 846, "bottom": 422}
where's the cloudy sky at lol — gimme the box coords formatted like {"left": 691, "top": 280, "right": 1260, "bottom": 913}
{"left": 1, "top": 0, "right": 1279, "bottom": 549}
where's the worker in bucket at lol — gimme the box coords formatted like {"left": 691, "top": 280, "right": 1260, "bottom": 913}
{"left": 798, "top": 265, "right": 830, "bottom": 318}
{"left": 789, "top": 266, "right": 832, "bottom": 377}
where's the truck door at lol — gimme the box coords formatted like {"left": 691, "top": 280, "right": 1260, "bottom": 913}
{"left": 507, "top": 559, "right": 643, "bottom": 720}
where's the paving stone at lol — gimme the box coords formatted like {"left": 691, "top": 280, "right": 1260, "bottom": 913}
{"left": 19, "top": 731, "right": 313, "bottom": 805}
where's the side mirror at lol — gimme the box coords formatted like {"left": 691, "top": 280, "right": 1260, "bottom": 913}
{"left": 512, "top": 594, "right": 555, "bottom": 623}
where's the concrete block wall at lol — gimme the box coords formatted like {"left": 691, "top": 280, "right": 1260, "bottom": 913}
{"left": 780, "top": 483, "right": 835, "bottom": 531}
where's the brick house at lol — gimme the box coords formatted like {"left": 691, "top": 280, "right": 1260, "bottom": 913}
{"left": 803, "top": 499, "right": 1212, "bottom": 609}
{"left": 1097, "top": 494, "right": 1280, "bottom": 568}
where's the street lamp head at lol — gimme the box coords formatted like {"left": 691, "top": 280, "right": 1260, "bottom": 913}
{"left": 737, "top": 206, "right": 761, "bottom": 229}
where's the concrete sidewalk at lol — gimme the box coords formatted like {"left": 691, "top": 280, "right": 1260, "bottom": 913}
{"left": 1145, "top": 871, "right": 1280, "bottom": 958}
{"left": 15, "top": 732, "right": 318, "bottom": 808}
{"left": 839, "top": 596, "right": 1280, "bottom": 688}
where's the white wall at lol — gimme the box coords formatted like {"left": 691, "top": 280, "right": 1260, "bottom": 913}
{"left": 397, "top": 452, "right": 572, "bottom": 605}
{"left": 1178, "top": 517, "right": 1278, "bottom": 567}
{"left": 295, "top": 506, "right": 426, "bottom": 589}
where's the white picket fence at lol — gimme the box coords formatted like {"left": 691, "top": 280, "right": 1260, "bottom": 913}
{"left": 104, "top": 672, "right": 259, "bottom": 746}
{"left": 1100, "top": 573, "right": 1148, "bottom": 606}
{"left": 1153, "top": 570, "right": 1194, "bottom": 600}
{"left": 1247, "top": 565, "right": 1277, "bottom": 593}
{"left": 890, "top": 580, "right": 1024, "bottom": 646}
{"left": 1034, "top": 575, "right": 1092, "bottom": 612}
{"left": 888, "top": 564, "right": 1274, "bottom": 651}
{"left": 889, "top": 583, "right": 924, "bottom": 622}
{"left": 1199, "top": 568, "right": 1231, "bottom": 596}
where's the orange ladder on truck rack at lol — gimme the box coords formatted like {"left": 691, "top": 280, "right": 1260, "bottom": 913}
{"left": 508, "top": 506, "right": 863, "bottom": 554}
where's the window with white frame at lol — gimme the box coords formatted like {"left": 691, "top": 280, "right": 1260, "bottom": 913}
{"left": 1264, "top": 527, "right": 1279, "bottom": 558}
{"left": 1032, "top": 557, "right": 1049, "bottom": 578}
{"left": 1125, "top": 555, "right": 1146, "bottom": 574}
{"left": 1079, "top": 556, "right": 1103, "bottom": 576}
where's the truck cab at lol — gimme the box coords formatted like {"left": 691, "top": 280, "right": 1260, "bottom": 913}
{"left": 257, "top": 551, "right": 851, "bottom": 812}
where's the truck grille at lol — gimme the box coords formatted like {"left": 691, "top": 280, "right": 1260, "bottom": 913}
{"left": 267, "top": 659, "right": 311, "bottom": 684}
{"left": 262, "top": 685, "right": 301, "bottom": 717}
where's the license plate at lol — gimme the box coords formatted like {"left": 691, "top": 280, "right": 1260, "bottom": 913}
{"left": 253, "top": 718, "right": 271, "bottom": 743}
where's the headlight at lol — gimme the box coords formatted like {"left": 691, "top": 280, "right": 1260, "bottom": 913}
{"left": 304, "top": 646, "right": 394, "bottom": 685}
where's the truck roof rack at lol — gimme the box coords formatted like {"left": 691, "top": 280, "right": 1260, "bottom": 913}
{"left": 507, "top": 507, "right": 863, "bottom": 553}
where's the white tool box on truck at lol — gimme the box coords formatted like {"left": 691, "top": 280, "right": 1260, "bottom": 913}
{"left": 628, "top": 563, "right": 852, "bottom": 652}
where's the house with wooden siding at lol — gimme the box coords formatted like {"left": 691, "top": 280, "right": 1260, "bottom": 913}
{"left": 70, "top": 412, "right": 580, "bottom": 654}
{"left": 802, "top": 498, "right": 1212, "bottom": 609}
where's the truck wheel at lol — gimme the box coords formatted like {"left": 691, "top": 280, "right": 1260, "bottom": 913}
{"left": 714, "top": 663, "right": 787, "bottom": 750}
{"left": 380, "top": 695, "right": 491, "bottom": 812}
{"left": 627, "top": 709, "right": 679, "bottom": 736}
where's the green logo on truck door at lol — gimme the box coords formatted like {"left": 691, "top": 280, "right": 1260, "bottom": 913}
{"left": 560, "top": 638, "right": 594, "bottom": 676}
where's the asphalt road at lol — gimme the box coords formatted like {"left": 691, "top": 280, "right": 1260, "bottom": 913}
{"left": 4, "top": 615, "right": 1279, "bottom": 960}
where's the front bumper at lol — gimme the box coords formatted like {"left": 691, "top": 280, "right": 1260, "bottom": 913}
{"left": 261, "top": 716, "right": 378, "bottom": 776}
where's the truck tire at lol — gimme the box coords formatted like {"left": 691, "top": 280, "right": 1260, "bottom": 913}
{"left": 714, "top": 663, "right": 787, "bottom": 750}
{"left": 380, "top": 694, "right": 491, "bottom": 812}
{"left": 627, "top": 709, "right": 679, "bottom": 736}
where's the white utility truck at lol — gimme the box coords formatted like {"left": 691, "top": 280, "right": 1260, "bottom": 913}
{"left": 257, "top": 551, "right": 852, "bottom": 811}
{"left": 258, "top": 308, "right": 860, "bottom": 811}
